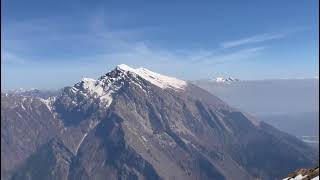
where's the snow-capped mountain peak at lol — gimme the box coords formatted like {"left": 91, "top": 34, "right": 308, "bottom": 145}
{"left": 115, "top": 64, "right": 187, "bottom": 90}
{"left": 214, "top": 76, "right": 239, "bottom": 83}
{"left": 116, "top": 64, "right": 136, "bottom": 72}
{"left": 66, "top": 64, "right": 187, "bottom": 108}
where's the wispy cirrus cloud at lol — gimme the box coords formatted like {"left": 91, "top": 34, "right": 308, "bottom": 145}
{"left": 2, "top": 10, "right": 266, "bottom": 67}
{"left": 195, "top": 46, "right": 265, "bottom": 65}
{"left": 1, "top": 51, "right": 26, "bottom": 64}
{"left": 221, "top": 33, "right": 287, "bottom": 48}
{"left": 2, "top": 8, "right": 290, "bottom": 89}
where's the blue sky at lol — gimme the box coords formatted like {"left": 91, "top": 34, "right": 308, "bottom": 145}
{"left": 1, "top": 0, "right": 319, "bottom": 89}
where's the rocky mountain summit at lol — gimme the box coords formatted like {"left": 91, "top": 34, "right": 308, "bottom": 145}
{"left": 1, "top": 64, "right": 318, "bottom": 180}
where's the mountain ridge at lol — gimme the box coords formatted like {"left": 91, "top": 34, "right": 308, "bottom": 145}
{"left": 1, "top": 64, "right": 318, "bottom": 180}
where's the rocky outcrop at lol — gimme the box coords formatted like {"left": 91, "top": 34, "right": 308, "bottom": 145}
{"left": 283, "top": 166, "right": 319, "bottom": 180}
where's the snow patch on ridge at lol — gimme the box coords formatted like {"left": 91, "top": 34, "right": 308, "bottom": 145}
{"left": 282, "top": 174, "right": 307, "bottom": 180}
{"left": 77, "top": 78, "right": 114, "bottom": 107}
{"left": 116, "top": 64, "right": 136, "bottom": 72}
{"left": 75, "top": 132, "right": 88, "bottom": 154}
{"left": 75, "top": 120, "right": 100, "bottom": 154}
{"left": 39, "top": 98, "right": 53, "bottom": 112}
{"left": 282, "top": 174, "right": 316, "bottom": 180}
{"left": 116, "top": 64, "right": 187, "bottom": 90}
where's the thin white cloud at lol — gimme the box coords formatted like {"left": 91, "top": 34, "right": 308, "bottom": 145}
{"left": 2, "top": 9, "right": 267, "bottom": 67}
{"left": 1, "top": 51, "right": 25, "bottom": 64}
{"left": 201, "top": 47, "right": 264, "bottom": 65}
{"left": 221, "top": 33, "right": 287, "bottom": 48}
{"left": 84, "top": 43, "right": 265, "bottom": 70}
{"left": 2, "top": 10, "right": 270, "bottom": 89}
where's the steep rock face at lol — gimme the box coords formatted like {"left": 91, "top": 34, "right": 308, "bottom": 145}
{"left": 68, "top": 112, "right": 162, "bottom": 180}
{"left": 99, "top": 80, "right": 247, "bottom": 180}
{"left": 1, "top": 65, "right": 318, "bottom": 180}
{"left": 11, "top": 138, "right": 73, "bottom": 180}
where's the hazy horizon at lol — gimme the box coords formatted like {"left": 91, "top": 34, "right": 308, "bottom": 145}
{"left": 1, "top": 64, "right": 319, "bottom": 91}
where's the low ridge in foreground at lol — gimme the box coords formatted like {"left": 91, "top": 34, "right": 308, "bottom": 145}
{"left": 282, "top": 166, "right": 319, "bottom": 180}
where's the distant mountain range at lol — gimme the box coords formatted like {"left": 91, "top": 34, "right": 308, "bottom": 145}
{"left": 1, "top": 65, "right": 318, "bottom": 180}
{"left": 5, "top": 88, "right": 60, "bottom": 99}
{"left": 208, "top": 76, "right": 319, "bottom": 83}
{"left": 212, "top": 77, "right": 240, "bottom": 83}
